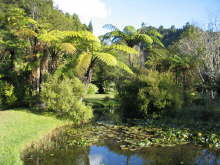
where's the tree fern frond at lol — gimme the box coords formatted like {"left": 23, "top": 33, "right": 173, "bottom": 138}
{"left": 103, "top": 31, "right": 125, "bottom": 43}
{"left": 38, "top": 30, "right": 63, "bottom": 43}
{"left": 25, "top": 18, "right": 38, "bottom": 26}
{"left": 0, "top": 39, "right": 4, "bottom": 44}
{"left": 15, "top": 28, "right": 37, "bottom": 38}
{"left": 109, "top": 44, "right": 139, "bottom": 55}
{"left": 60, "top": 43, "right": 76, "bottom": 54}
{"left": 64, "top": 31, "right": 100, "bottom": 42}
{"left": 150, "top": 36, "right": 164, "bottom": 47}
{"left": 123, "top": 26, "right": 137, "bottom": 35}
{"left": 103, "top": 24, "right": 120, "bottom": 31}
{"left": 150, "top": 48, "right": 169, "bottom": 56}
{"left": 75, "top": 52, "right": 92, "bottom": 76}
{"left": 135, "top": 34, "right": 153, "bottom": 45}
{"left": 146, "top": 29, "right": 163, "bottom": 38}
{"left": 94, "top": 52, "right": 117, "bottom": 66}
{"left": 117, "top": 61, "right": 134, "bottom": 74}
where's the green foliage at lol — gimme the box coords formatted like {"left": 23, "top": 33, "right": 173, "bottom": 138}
{"left": 123, "top": 25, "right": 137, "bottom": 34}
{"left": 103, "top": 24, "right": 156, "bottom": 46}
{"left": 108, "top": 44, "right": 139, "bottom": 55}
{"left": 118, "top": 70, "right": 183, "bottom": 119}
{"left": 0, "top": 80, "right": 17, "bottom": 107}
{"left": 40, "top": 74, "right": 93, "bottom": 123}
{"left": 87, "top": 83, "right": 99, "bottom": 94}
{"left": 94, "top": 52, "right": 117, "bottom": 66}
{"left": 75, "top": 52, "right": 92, "bottom": 77}
{"left": 75, "top": 42, "right": 135, "bottom": 83}
{"left": 117, "top": 61, "right": 134, "bottom": 75}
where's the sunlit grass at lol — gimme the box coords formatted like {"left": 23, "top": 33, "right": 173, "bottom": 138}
{"left": 85, "top": 93, "right": 115, "bottom": 100}
{"left": 0, "top": 109, "right": 66, "bottom": 165}
{"left": 84, "top": 93, "right": 117, "bottom": 109}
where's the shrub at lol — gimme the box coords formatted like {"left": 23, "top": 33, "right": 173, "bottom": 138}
{"left": 117, "top": 70, "right": 183, "bottom": 119}
{"left": 87, "top": 83, "right": 99, "bottom": 94}
{"left": 40, "top": 74, "right": 93, "bottom": 123}
{"left": 0, "top": 80, "right": 17, "bottom": 107}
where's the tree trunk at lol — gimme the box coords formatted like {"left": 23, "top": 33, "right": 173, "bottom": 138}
{"left": 29, "top": 38, "right": 41, "bottom": 95}
{"left": 84, "top": 58, "right": 97, "bottom": 85}
{"left": 128, "top": 54, "right": 133, "bottom": 67}
{"left": 30, "top": 66, "right": 40, "bottom": 93}
{"left": 10, "top": 50, "right": 16, "bottom": 71}
{"left": 40, "top": 51, "right": 49, "bottom": 85}
{"left": 50, "top": 54, "right": 59, "bottom": 73}
{"left": 85, "top": 66, "right": 93, "bottom": 85}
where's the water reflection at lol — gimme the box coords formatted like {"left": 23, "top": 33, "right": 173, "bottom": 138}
{"left": 89, "top": 145, "right": 143, "bottom": 165}
{"left": 196, "top": 149, "right": 220, "bottom": 165}
{"left": 23, "top": 141, "right": 220, "bottom": 165}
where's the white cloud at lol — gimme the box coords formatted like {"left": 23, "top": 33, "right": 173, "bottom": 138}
{"left": 89, "top": 154, "right": 104, "bottom": 165}
{"left": 53, "top": 0, "right": 110, "bottom": 24}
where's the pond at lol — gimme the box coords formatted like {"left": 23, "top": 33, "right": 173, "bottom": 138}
{"left": 23, "top": 140, "right": 220, "bottom": 165}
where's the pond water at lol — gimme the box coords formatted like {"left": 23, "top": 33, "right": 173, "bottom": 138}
{"left": 23, "top": 140, "right": 220, "bottom": 165}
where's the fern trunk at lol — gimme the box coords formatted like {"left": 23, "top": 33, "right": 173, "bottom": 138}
{"left": 84, "top": 58, "right": 97, "bottom": 85}
{"left": 50, "top": 54, "right": 59, "bottom": 73}
{"left": 29, "top": 38, "right": 41, "bottom": 95}
{"left": 85, "top": 66, "right": 93, "bottom": 85}
{"left": 30, "top": 66, "right": 40, "bottom": 93}
{"left": 40, "top": 51, "right": 48, "bottom": 85}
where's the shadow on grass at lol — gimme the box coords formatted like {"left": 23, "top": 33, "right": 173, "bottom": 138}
{"left": 0, "top": 107, "right": 71, "bottom": 122}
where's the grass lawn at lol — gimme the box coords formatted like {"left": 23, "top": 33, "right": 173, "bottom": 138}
{"left": 85, "top": 93, "right": 115, "bottom": 100}
{"left": 0, "top": 109, "right": 66, "bottom": 165}
{"left": 85, "top": 93, "right": 118, "bottom": 111}
{"left": 84, "top": 93, "right": 121, "bottom": 122}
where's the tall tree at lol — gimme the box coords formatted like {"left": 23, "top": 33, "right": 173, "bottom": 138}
{"left": 75, "top": 41, "right": 137, "bottom": 84}
{"left": 102, "top": 24, "right": 164, "bottom": 68}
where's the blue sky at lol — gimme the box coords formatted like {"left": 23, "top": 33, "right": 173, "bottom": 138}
{"left": 53, "top": 0, "right": 220, "bottom": 35}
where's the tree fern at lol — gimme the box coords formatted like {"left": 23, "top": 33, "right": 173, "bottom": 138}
{"left": 65, "top": 30, "right": 135, "bottom": 83}
{"left": 94, "top": 52, "right": 117, "bottom": 66}
{"left": 38, "top": 30, "right": 100, "bottom": 44}
{"left": 103, "top": 24, "right": 120, "bottom": 31}
{"left": 38, "top": 30, "right": 65, "bottom": 43}
{"left": 75, "top": 52, "right": 92, "bottom": 76}
{"left": 108, "top": 44, "right": 139, "bottom": 55}
{"left": 135, "top": 34, "right": 153, "bottom": 45}
{"left": 141, "top": 29, "right": 163, "bottom": 38}
{"left": 60, "top": 43, "right": 76, "bottom": 54}
{"left": 64, "top": 31, "right": 100, "bottom": 42}
{"left": 117, "top": 61, "right": 134, "bottom": 74}
{"left": 150, "top": 36, "right": 164, "bottom": 47}
{"left": 15, "top": 28, "right": 37, "bottom": 38}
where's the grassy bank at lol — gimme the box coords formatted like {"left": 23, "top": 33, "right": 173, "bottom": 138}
{"left": 0, "top": 109, "right": 65, "bottom": 165}
{"left": 85, "top": 93, "right": 120, "bottom": 122}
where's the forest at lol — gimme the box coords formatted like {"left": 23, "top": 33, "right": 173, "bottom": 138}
{"left": 1, "top": 0, "right": 220, "bottom": 165}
